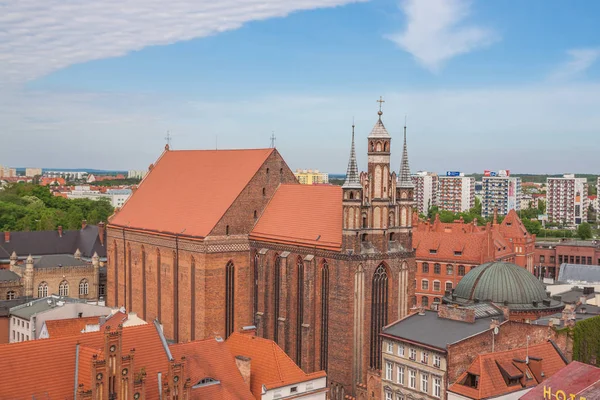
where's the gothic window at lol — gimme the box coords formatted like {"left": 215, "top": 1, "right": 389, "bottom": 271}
{"left": 38, "top": 282, "right": 48, "bottom": 298}
{"left": 113, "top": 240, "right": 119, "bottom": 305}
{"left": 254, "top": 210, "right": 258, "bottom": 220}
{"left": 370, "top": 264, "right": 388, "bottom": 369}
{"left": 59, "top": 280, "right": 69, "bottom": 297}
{"left": 362, "top": 214, "right": 368, "bottom": 228}
{"left": 296, "top": 257, "right": 304, "bottom": 366}
{"left": 320, "top": 260, "right": 329, "bottom": 371}
{"left": 349, "top": 191, "right": 354, "bottom": 200}
{"left": 253, "top": 253, "right": 259, "bottom": 325}
{"left": 157, "top": 248, "right": 162, "bottom": 321}
{"left": 458, "top": 265, "right": 466, "bottom": 276}
{"left": 226, "top": 225, "right": 230, "bottom": 236}
{"left": 376, "top": 141, "right": 382, "bottom": 152}
{"left": 422, "top": 262, "right": 429, "bottom": 273}
{"left": 384, "top": 142, "right": 388, "bottom": 152}
{"left": 389, "top": 232, "right": 395, "bottom": 242}
{"left": 422, "top": 297, "right": 429, "bottom": 307}
{"left": 273, "top": 254, "right": 281, "bottom": 341}
{"left": 141, "top": 246, "right": 146, "bottom": 320}
{"left": 127, "top": 244, "right": 132, "bottom": 310}
{"left": 434, "top": 264, "right": 441, "bottom": 274}
{"left": 79, "top": 279, "right": 89, "bottom": 296}
{"left": 370, "top": 141, "right": 374, "bottom": 151}
{"left": 353, "top": 265, "right": 365, "bottom": 387}
{"left": 6, "top": 291, "right": 16, "bottom": 300}
{"left": 262, "top": 188, "right": 266, "bottom": 197}
{"left": 225, "top": 261, "right": 235, "bottom": 338}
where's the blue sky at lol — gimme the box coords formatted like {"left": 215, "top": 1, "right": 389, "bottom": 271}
{"left": 1, "top": 0, "right": 599, "bottom": 174}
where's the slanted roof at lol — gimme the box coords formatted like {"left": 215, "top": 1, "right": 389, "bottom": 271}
{"left": 226, "top": 333, "right": 326, "bottom": 397}
{"left": 0, "top": 269, "right": 20, "bottom": 282}
{"left": 44, "top": 315, "right": 101, "bottom": 338}
{"left": 109, "top": 148, "right": 274, "bottom": 237}
{"left": 250, "top": 184, "right": 342, "bottom": 251}
{"left": 381, "top": 310, "right": 500, "bottom": 351}
{"left": 449, "top": 342, "right": 567, "bottom": 400}
{"left": 498, "top": 209, "right": 530, "bottom": 239}
{"left": 520, "top": 361, "right": 600, "bottom": 400}
{"left": 170, "top": 339, "right": 254, "bottom": 399}
{"left": 558, "top": 263, "right": 600, "bottom": 283}
{"left": 34, "top": 254, "right": 87, "bottom": 268}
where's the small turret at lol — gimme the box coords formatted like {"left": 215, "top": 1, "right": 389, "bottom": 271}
{"left": 74, "top": 248, "right": 82, "bottom": 260}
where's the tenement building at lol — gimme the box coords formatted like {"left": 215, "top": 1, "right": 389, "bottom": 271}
{"left": 412, "top": 171, "right": 438, "bottom": 214}
{"left": 481, "top": 171, "right": 521, "bottom": 218}
{"left": 107, "top": 106, "right": 417, "bottom": 399}
{"left": 437, "top": 173, "right": 475, "bottom": 213}
{"left": 547, "top": 174, "right": 589, "bottom": 226}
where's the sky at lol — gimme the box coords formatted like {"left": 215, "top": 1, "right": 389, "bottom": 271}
{"left": 1, "top": 0, "right": 599, "bottom": 174}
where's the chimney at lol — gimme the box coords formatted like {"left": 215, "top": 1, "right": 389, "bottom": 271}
{"left": 58, "top": 226, "right": 63, "bottom": 238}
{"left": 241, "top": 325, "right": 257, "bottom": 336}
{"left": 4, "top": 231, "right": 9, "bottom": 243}
{"left": 235, "top": 355, "right": 252, "bottom": 387}
{"left": 98, "top": 222, "right": 105, "bottom": 246}
{"left": 82, "top": 219, "right": 87, "bottom": 230}
{"left": 489, "top": 318, "right": 500, "bottom": 331}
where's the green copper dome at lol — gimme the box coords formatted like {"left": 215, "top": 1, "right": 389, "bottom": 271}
{"left": 444, "top": 261, "right": 563, "bottom": 311}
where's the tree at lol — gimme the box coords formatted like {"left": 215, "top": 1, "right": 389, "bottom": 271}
{"left": 522, "top": 218, "right": 542, "bottom": 235}
{"left": 577, "top": 222, "right": 593, "bottom": 240}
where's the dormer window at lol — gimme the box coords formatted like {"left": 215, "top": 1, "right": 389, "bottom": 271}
{"left": 193, "top": 377, "right": 220, "bottom": 388}
{"left": 454, "top": 251, "right": 462, "bottom": 256}
{"left": 429, "top": 249, "right": 437, "bottom": 254}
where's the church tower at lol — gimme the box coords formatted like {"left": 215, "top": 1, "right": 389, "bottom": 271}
{"left": 396, "top": 122, "right": 415, "bottom": 249}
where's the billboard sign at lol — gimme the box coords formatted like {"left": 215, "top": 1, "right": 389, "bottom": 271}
{"left": 484, "top": 170, "right": 511, "bottom": 177}
{"left": 446, "top": 171, "right": 461, "bottom": 177}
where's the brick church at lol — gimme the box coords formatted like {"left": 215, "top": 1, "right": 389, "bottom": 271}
{"left": 107, "top": 105, "right": 417, "bottom": 399}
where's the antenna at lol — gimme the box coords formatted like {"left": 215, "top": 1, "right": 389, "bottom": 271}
{"left": 270, "top": 131, "right": 276, "bottom": 148}
{"left": 164, "top": 131, "right": 172, "bottom": 148}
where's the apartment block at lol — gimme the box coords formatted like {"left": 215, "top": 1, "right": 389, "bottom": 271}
{"left": 547, "top": 174, "right": 588, "bottom": 226}
{"left": 295, "top": 169, "right": 329, "bottom": 184}
{"left": 412, "top": 171, "right": 439, "bottom": 214}
{"left": 481, "top": 171, "right": 521, "bottom": 218}
{"left": 437, "top": 173, "right": 475, "bottom": 213}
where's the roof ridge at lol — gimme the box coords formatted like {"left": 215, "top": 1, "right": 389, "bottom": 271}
{"left": 272, "top": 341, "right": 284, "bottom": 382}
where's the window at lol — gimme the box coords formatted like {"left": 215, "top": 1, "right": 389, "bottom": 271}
{"left": 421, "top": 373, "right": 429, "bottom": 393}
{"left": 79, "top": 279, "right": 89, "bottom": 296}
{"left": 273, "top": 254, "right": 281, "bottom": 341}
{"left": 421, "top": 351, "right": 429, "bottom": 364}
{"left": 6, "top": 290, "right": 16, "bottom": 300}
{"left": 434, "top": 264, "right": 441, "bottom": 274}
{"left": 290, "top": 387, "right": 297, "bottom": 394}
{"left": 38, "top": 282, "right": 48, "bottom": 298}
{"left": 387, "top": 342, "right": 394, "bottom": 353}
{"left": 253, "top": 210, "right": 257, "bottom": 220}
{"left": 225, "top": 225, "right": 230, "bottom": 235}
{"left": 253, "top": 254, "right": 259, "bottom": 327}
{"left": 550, "top": 256, "right": 556, "bottom": 263}
{"left": 370, "top": 264, "right": 389, "bottom": 370}
{"left": 99, "top": 284, "right": 106, "bottom": 296}
{"left": 262, "top": 188, "right": 266, "bottom": 197}
{"left": 421, "top": 280, "right": 429, "bottom": 290}
{"left": 397, "top": 365, "right": 404, "bottom": 385}
{"left": 398, "top": 344, "right": 405, "bottom": 357}
{"left": 396, "top": 394, "right": 404, "bottom": 400}
{"left": 558, "top": 255, "right": 564, "bottom": 264}
{"left": 445, "top": 282, "right": 453, "bottom": 292}
{"left": 446, "top": 265, "right": 453, "bottom": 275}
{"left": 409, "top": 348, "right": 417, "bottom": 360}
{"left": 454, "top": 251, "right": 462, "bottom": 256}
{"left": 422, "top": 262, "right": 429, "bottom": 273}
{"left": 433, "top": 281, "right": 441, "bottom": 292}
{"left": 386, "top": 362, "right": 393, "bottom": 380}
{"left": 59, "top": 280, "right": 69, "bottom": 296}
{"left": 409, "top": 369, "right": 416, "bottom": 389}
{"left": 434, "top": 377, "right": 441, "bottom": 398}
{"left": 540, "top": 255, "right": 546, "bottom": 263}
{"left": 225, "top": 261, "right": 235, "bottom": 338}
{"left": 458, "top": 265, "right": 466, "bottom": 276}
{"left": 422, "top": 297, "right": 429, "bottom": 307}
{"left": 385, "top": 391, "right": 392, "bottom": 400}
{"left": 433, "top": 354, "right": 441, "bottom": 368}
{"left": 429, "top": 249, "right": 437, "bottom": 254}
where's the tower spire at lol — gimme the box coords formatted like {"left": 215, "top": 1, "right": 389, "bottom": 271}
{"left": 343, "top": 120, "right": 361, "bottom": 188}
{"left": 398, "top": 118, "right": 413, "bottom": 188}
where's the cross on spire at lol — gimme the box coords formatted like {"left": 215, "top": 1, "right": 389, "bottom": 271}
{"left": 377, "top": 96, "right": 385, "bottom": 118}
{"left": 270, "top": 131, "right": 276, "bottom": 148}
{"left": 164, "top": 131, "right": 172, "bottom": 150}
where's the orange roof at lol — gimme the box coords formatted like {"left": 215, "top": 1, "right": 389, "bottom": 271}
{"left": 171, "top": 339, "right": 254, "bottom": 399}
{"left": 250, "top": 184, "right": 342, "bottom": 251}
{"left": 226, "top": 333, "right": 326, "bottom": 397}
{"left": 110, "top": 148, "right": 274, "bottom": 237}
{"left": 44, "top": 315, "right": 101, "bottom": 338}
{"left": 448, "top": 342, "right": 567, "bottom": 399}
{"left": 498, "top": 209, "right": 532, "bottom": 241}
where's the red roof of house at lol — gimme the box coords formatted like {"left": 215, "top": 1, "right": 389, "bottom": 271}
{"left": 250, "top": 184, "right": 342, "bottom": 251}
{"left": 520, "top": 361, "right": 600, "bottom": 400}
{"left": 110, "top": 148, "right": 274, "bottom": 237}
{"left": 449, "top": 342, "right": 567, "bottom": 399}
{"left": 499, "top": 209, "right": 533, "bottom": 240}
{"left": 44, "top": 315, "right": 101, "bottom": 338}
{"left": 226, "top": 332, "right": 326, "bottom": 397}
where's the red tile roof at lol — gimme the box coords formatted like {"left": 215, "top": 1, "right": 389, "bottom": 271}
{"left": 499, "top": 209, "right": 532, "bottom": 240}
{"left": 226, "top": 333, "right": 326, "bottom": 397}
{"left": 250, "top": 184, "right": 342, "bottom": 251}
{"left": 44, "top": 315, "right": 101, "bottom": 338}
{"left": 449, "top": 342, "right": 567, "bottom": 400}
{"left": 520, "top": 361, "right": 600, "bottom": 400}
{"left": 110, "top": 148, "right": 274, "bottom": 237}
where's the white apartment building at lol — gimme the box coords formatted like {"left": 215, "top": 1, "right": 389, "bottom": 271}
{"left": 547, "top": 174, "right": 588, "bottom": 226}
{"left": 127, "top": 169, "right": 147, "bottom": 179}
{"left": 437, "top": 173, "right": 475, "bottom": 213}
{"left": 0, "top": 165, "right": 17, "bottom": 178}
{"left": 412, "top": 171, "right": 439, "bottom": 214}
{"left": 67, "top": 186, "right": 132, "bottom": 208}
{"left": 25, "top": 168, "right": 42, "bottom": 177}
{"left": 45, "top": 170, "right": 87, "bottom": 180}
{"left": 481, "top": 172, "right": 521, "bottom": 218}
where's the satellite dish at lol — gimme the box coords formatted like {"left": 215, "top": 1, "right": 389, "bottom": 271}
{"left": 494, "top": 327, "right": 499, "bottom": 335}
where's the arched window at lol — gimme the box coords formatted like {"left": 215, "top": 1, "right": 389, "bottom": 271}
{"left": 296, "top": 256, "right": 304, "bottom": 366}
{"left": 79, "top": 279, "right": 89, "bottom": 296}
{"left": 389, "top": 232, "right": 395, "bottom": 242}
{"left": 266, "top": 168, "right": 270, "bottom": 176}
{"left": 226, "top": 225, "right": 230, "bottom": 236}
{"left": 113, "top": 240, "right": 119, "bottom": 305}
{"left": 127, "top": 243, "right": 132, "bottom": 310}
{"left": 320, "top": 260, "right": 329, "bottom": 371}
{"left": 6, "top": 291, "right": 16, "bottom": 300}
{"left": 349, "top": 191, "right": 354, "bottom": 200}
{"left": 38, "top": 282, "right": 48, "bottom": 298}
{"left": 422, "top": 263, "right": 429, "bottom": 273}
{"left": 191, "top": 255, "right": 196, "bottom": 341}
{"left": 273, "top": 254, "right": 281, "bottom": 341}
{"left": 253, "top": 253, "right": 259, "bottom": 325}
{"left": 361, "top": 233, "right": 368, "bottom": 242}
{"left": 253, "top": 210, "right": 258, "bottom": 220}
{"left": 262, "top": 188, "right": 266, "bottom": 197}
{"left": 157, "top": 248, "right": 162, "bottom": 321}
{"left": 433, "top": 264, "right": 441, "bottom": 274}
{"left": 225, "top": 261, "right": 235, "bottom": 338}
{"left": 384, "top": 142, "right": 388, "bottom": 152}
{"left": 370, "top": 264, "right": 388, "bottom": 369}
{"left": 458, "top": 265, "right": 466, "bottom": 276}
{"left": 59, "top": 280, "right": 69, "bottom": 297}
{"left": 422, "top": 297, "right": 429, "bottom": 307}
{"left": 362, "top": 214, "right": 368, "bottom": 228}
{"left": 141, "top": 246, "right": 146, "bottom": 320}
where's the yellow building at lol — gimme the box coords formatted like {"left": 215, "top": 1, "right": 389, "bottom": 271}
{"left": 294, "top": 169, "right": 329, "bottom": 185}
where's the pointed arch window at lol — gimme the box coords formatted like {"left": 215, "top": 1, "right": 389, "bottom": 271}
{"left": 141, "top": 246, "right": 146, "bottom": 320}
{"left": 59, "top": 280, "right": 69, "bottom": 297}
{"left": 157, "top": 248, "right": 162, "bottom": 321}
{"left": 225, "top": 261, "right": 235, "bottom": 338}
{"left": 113, "top": 240, "right": 119, "bottom": 305}
{"left": 273, "top": 254, "right": 281, "bottom": 341}
{"left": 38, "top": 282, "right": 48, "bottom": 298}
{"left": 296, "top": 257, "right": 304, "bottom": 366}
{"left": 79, "top": 279, "right": 89, "bottom": 296}
{"left": 370, "top": 264, "right": 388, "bottom": 369}
{"left": 320, "top": 260, "right": 329, "bottom": 371}
{"left": 253, "top": 252, "right": 259, "bottom": 325}
{"left": 6, "top": 290, "right": 16, "bottom": 300}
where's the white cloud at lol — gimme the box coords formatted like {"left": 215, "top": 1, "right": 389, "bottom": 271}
{"left": 386, "top": 0, "right": 498, "bottom": 72}
{"left": 549, "top": 48, "right": 600, "bottom": 81}
{"left": 0, "top": 0, "right": 364, "bottom": 83}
